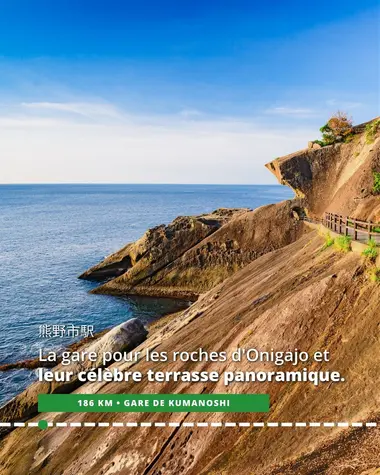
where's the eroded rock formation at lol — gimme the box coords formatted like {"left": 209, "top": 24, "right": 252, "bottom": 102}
{"left": 266, "top": 118, "right": 380, "bottom": 221}
{"left": 81, "top": 203, "right": 307, "bottom": 299}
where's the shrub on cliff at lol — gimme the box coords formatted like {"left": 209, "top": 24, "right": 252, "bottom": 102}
{"left": 367, "top": 266, "right": 380, "bottom": 283}
{"left": 316, "top": 111, "right": 353, "bottom": 146}
{"left": 334, "top": 235, "right": 352, "bottom": 253}
{"left": 365, "top": 118, "right": 380, "bottom": 144}
{"left": 362, "top": 238, "right": 378, "bottom": 261}
{"left": 321, "top": 231, "right": 334, "bottom": 250}
{"left": 373, "top": 172, "right": 380, "bottom": 194}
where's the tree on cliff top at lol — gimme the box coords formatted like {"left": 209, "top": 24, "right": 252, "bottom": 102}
{"left": 318, "top": 111, "right": 353, "bottom": 145}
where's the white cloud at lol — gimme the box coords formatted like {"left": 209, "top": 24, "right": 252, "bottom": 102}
{"left": 265, "top": 106, "right": 317, "bottom": 118}
{"left": 0, "top": 102, "right": 315, "bottom": 184}
{"left": 326, "top": 99, "right": 363, "bottom": 110}
{"left": 21, "top": 101, "right": 126, "bottom": 122}
{"left": 179, "top": 108, "right": 203, "bottom": 119}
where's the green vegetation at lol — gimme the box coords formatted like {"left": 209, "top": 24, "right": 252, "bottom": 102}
{"left": 373, "top": 171, "right": 380, "bottom": 194}
{"left": 322, "top": 232, "right": 335, "bottom": 250}
{"left": 367, "top": 266, "right": 380, "bottom": 283}
{"left": 315, "top": 111, "right": 353, "bottom": 147}
{"left": 334, "top": 235, "right": 352, "bottom": 253}
{"left": 362, "top": 238, "right": 378, "bottom": 261}
{"left": 365, "top": 118, "right": 380, "bottom": 144}
{"left": 343, "top": 133, "right": 355, "bottom": 143}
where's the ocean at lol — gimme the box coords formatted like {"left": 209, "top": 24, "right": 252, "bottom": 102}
{"left": 0, "top": 184, "right": 293, "bottom": 405}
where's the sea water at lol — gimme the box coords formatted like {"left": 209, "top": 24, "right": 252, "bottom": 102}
{"left": 0, "top": 184, "right": 293, "bottom": 405}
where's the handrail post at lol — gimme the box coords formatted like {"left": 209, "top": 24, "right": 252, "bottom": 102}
{"left": 368, "top": 221, "right": 372, "bottom": 240}
{"left": 354, "top": 219, "right": 358, "bottom": 241}
{"left": 345, "top": 216, "right": 348, "bottom": 236}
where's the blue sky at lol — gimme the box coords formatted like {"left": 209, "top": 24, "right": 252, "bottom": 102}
{"left": 0, "top": 1, "right": 379, "bottom": 183}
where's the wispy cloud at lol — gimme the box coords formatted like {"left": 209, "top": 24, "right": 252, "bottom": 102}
{"left": 326, "top": 99, "right": 363, "bottom": 110}
{"left": 264, "top": 107, "right": 318, "bottom": 118}
{"left": 21, "top": 101, "right": 126, "bottom": 122}
{"left": 0, "top": 100, "right": 316, "bottom": 184}
{"left": 179, "top": 108, "right": 203, "bottom": 119}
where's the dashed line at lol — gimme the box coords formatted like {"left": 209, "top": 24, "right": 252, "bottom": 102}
{"left": 70, "top": 422, "right": 82, "bottom": 427}
{"left": 337, "top": 422, "right": 349, "bottom": 428}
{"left": 2, "top": 421, "right": 378, "bottom": 429}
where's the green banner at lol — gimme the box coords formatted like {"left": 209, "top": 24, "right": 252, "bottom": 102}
{"left": 38, "top": 393, "right": 270, "bottom": 413}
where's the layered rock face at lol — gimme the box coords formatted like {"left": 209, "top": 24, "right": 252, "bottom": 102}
{"left": 81, "top": 203, "right": 307, "bottom": 299}
{"left": 80, "top": 209, "right": 246, "bottom": 282}
{"left": 1, "top": 231, "right": 379, "bottom": 474}
{"left": 266, "top": 119, "right": 380, "bottom": 220}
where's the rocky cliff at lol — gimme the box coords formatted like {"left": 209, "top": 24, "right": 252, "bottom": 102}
{"left": 80, "top": 209, "right": 246, "bottom": 283}
{"left": 266, "top": 118, "right": 380, "bottom": 221}
{"left": 81, "top": 204, "right": 307, "bottom": 299}
{"left": 1, "top": 231, "right": 379, "bottom": 474}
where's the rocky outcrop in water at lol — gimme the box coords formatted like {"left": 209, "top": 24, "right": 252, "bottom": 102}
{"left": 81, "top": 203, "right": 307, "bottom": 299}
{"left": 80, "top": 208, "right": 247, "bottom": 282}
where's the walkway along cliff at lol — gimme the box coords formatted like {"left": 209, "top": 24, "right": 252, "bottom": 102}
{"left": 0, "top": 119, "right": 379, "bottom": 475}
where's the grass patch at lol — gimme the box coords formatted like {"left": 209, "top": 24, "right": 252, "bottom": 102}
{"left": 321, "top": 232, "right": 335, "bottom": 250}
{"left": 367, "top": 266, "right": 380, "bottom": 283}
{"left": 362, "top": 238, "right": 378, "bottom": 261}
{"left": 334, "top": 235, "right": 352, "bottom": 253}
{"left": 365, "top": 118, "right": 380, "bottom": 144}
{"left": 373, "top": 171, "right": 380, "bottom": 194}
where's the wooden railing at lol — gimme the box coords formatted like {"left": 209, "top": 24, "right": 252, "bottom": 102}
{"left": 324, "top": 212, "right": 379, "bottom": 241}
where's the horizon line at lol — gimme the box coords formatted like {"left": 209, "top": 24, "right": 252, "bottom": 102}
{"left": 0, "top": 182, "right": 287, "bottom": 187}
